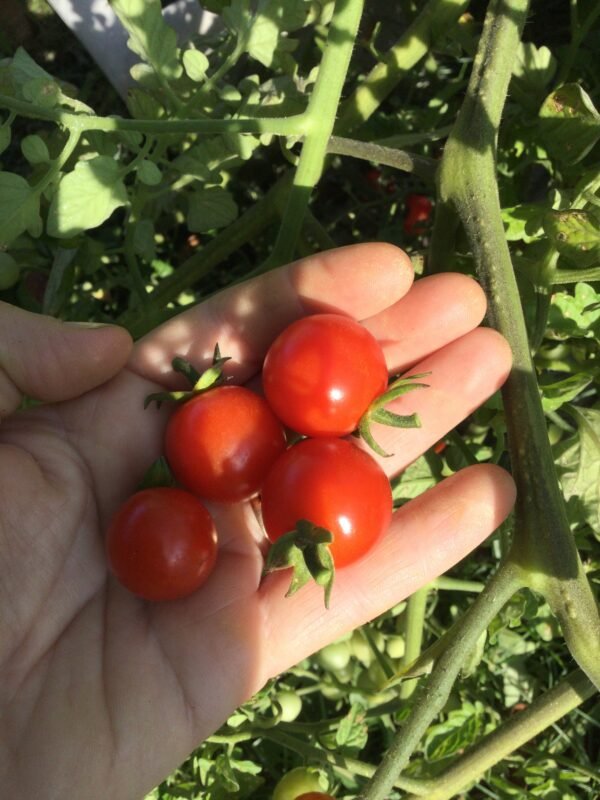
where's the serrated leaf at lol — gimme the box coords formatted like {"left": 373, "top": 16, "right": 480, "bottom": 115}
{"left": 392, "top": 455, "right": 438, "bottom": 503}
{"left": 21, "top": 134, "right": 50, "bottom": 165}
{"left": 539, "top": 84, "right": 600, "bottom": 165}
{"left": 137, "top": 159, "right": 162, "bottom": 186}
{"left": 247, "top": 13, "right": 279, "bottom": 67}
{"left": 47, "top": 156, "right": 128, "bottom": 238}
{"left": 111, "top": 0, "right": 181, "bottom": 79}
{"left": 544, "top": 209, "right": 600, "bottom": 269}
{"left": 555, "top": 406, "right": 600, "bottom": 536}
{"left": 0, "top": 172, "right": 40, "bottom": 246}
{"left": 424, "top": 702, "right": 486, "bottom": 761}
{"left": 187, "top": 186, "right": 238, "bottom": 232}
{"left": 336, "top": 704, "right": 369, "bottom": 750}
{"left": 182, "top": 49, "right": 209, "bottom": 82}
{"left": 547, "top": 283, "right": 600, "bottom": 340}
{"left": 501, "top": 204, "right": 545, "bottom": 243}
{"left": 127, "top": 88, "right": 164, "bottom": 119}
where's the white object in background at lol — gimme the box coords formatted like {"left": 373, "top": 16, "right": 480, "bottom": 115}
{"left": 45, "top": 0, "right": 220, "bottom": 99}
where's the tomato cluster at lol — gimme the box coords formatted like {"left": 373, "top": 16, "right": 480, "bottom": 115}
{"left": 106, "top": 313, "right": 424, "bottom": 604}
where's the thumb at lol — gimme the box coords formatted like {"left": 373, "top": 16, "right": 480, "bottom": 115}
{"left": 0, "top": 301, "right": 133, "bottom": 418}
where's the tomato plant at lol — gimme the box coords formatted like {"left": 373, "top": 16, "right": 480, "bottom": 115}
{"left": 165, "top": 385, "right": 286, "bottom": 503}
{"left": 262, "top": 313, "right": 388, "bottom": 438}
{"left": 106, "top": 487, "right": 217, "bottom": 602}
{"left": 262, "top": 437, "right": 392, "bottom": 568}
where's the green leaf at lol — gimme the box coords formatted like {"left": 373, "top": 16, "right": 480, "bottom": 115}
{"left": 21, "top": 134, "right": 50, "bottom": 165}
{"left": 0, "top": 252, "right": 20, "bottom": 291}
{"left": 10, "top": 47, "right": 54, "bottom": 87}
{"left": 0, "top": 172, "right": 40, "bottom": 246}
{"left": 392, "top": 455, "right": 439, "bottom": 504}
{"left": 22, "top": 77, "right": 61, "bottom": 108}
{"left": 132, "top": 219, "right": 156, "bottom": 261}
{"left": 137, "top": 159, "right": 162, "bottom": 186}
{"left": 182, "top": 49, "right": 209, "bottom": 82}
{"left": 547, "top": 282, "right": 600, "bottom": 340}
{"left": 110, "top": 0, "right": 181, "bottom": 79}
{"left": 246, "top": 12, "right": 279, "bottom": 67}
{"left": 43, "top": 247, "right": 77, "bottom": 316}
{"left": 424, "top": 702, "right": 486, "bottom": 762}
{"left": 501, "top": 204, "right": 545, "bottom": 243}
{"left": 0, "top": 125, "right": 11, "bottom": 156}
{"left": 555, "top": 407, "right": 600, "bottom": 537}
{"left": 187, "top": 186, "right": 238, "bottom": 232}
{"left": 539, "top": 84, "right": 600, "bottom": 165}
{"left": 512, "top": 42, "right": 556, "bottom": 95}
{"left": 47, "top": 157, "right": 128, "bottom": 238}
{"left": 336, "top": 704, "right": 369, "bottom": 750}
{"left": 544, "top": 209, "right": 600, "bottom": 269}
{"left": 127, "top": 88, "right": 164, "bottom": 119}
{"left": 540, "top": 374, "right": 594, "bottom": 413}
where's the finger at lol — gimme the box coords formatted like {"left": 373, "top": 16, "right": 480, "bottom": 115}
{"left": 128, "top": 243, "right": 414, "bottom": 386}
{"left": 363, "top": 327, "right": 512, "bottom": 476}
{"left": 363, "top": 272, "right": 487, "bottom": 374}
{"left": 260, "top": 464, "right": 516, "bottom": 678}
{"left": 0, "top": 302, "right": 133, "bottom": 420}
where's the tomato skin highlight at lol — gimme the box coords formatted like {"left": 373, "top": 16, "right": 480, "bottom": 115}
{"left": 263, "top": 314, "right": 388, "bottom": 438}
{"left": 165, "top": 385, "right": 286, "bottom": 503}
{"left": 261, "top": 438, "right": 393, "bottom": 568}
{"left": 106, "top": 488, "right": 217, "bottom": 601}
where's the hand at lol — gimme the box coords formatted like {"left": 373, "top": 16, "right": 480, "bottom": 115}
{"left": 0, "top": 244, "right": 515, "bottom": 799}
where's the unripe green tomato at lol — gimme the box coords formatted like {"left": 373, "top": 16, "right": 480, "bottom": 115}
{"left": 272, "top": 767, "right": 324, "bottom": 800}
{"left": 386, "top": 635, "right": 405, "bottom": 659}
{"left": 275, "top": 690, "right": 302, "bottom": 722}
{"left": 350, "top": 630, "right": 374, "bottom": 666}
{"left": 547, "top": 423, "right": 562, "bottom": 446}
{"left": 316, "top": 641, "right": 351, "bottom": 672}
{"left": 0, "top": 253, "right": 20, "bottom": 290}
{"left": 320, "top": 683, "right": 346, "bottom": 701}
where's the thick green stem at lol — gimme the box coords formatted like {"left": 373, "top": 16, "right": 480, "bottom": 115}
{"left": 266, "top": 0, "right": 365, "bottom": 267}
{"left": 327, "top": 136, "right": 437, "bottom": 182}
{"left": 435, "top": 0, "right": 600, "bottom": 689}
{"left": 402, "top": 669, "right": 597, "bottom": 800}
{"left": 358, "top": 563, "right": 523, "bottom": 800}
{"left": 399, "top": 587, "right": 428, "bottom": 700}
{"left": 0, "top": 94, "right": 306, "bottom": 136}
{"left": 336, "top": 0, "right": 469, "bottom": 133}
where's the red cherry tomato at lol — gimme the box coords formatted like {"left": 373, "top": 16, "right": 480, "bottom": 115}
{"left": 262, "top": 314, "right": 388, "bottom": 437}
{"left": 106, "top": 487, "right": 217, "bottom": 601}
{"left": 261, "top": 438, "right": 392, "bottom": 568}
{"left": 403, "top": 193, "right": 433, "bottom": 235}
{"left": 165, "top": 385, "right": 286, "bottom": 503}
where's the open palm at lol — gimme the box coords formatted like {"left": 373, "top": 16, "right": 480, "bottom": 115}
{"left": 0, "top": 244, "right": 515, "bottom": 800}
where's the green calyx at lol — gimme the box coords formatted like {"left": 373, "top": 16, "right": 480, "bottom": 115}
{"left": 358, "top": 372, "right": 430, "bottom": 457}
{"left": 144, "top": 344, "right": 231, "bottom": 409}
{"left": 263, "top": 520, "right": 335, "bottom": 609}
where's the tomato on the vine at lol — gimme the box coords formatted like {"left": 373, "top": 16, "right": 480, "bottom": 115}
{"left": 106, "top": 487, "right": 217, "bottom": 601}
{"left": 403, "top": 193, "right": 433, "bottom": 235}
{"left": 261, "top": 438, "right": 392, "bottom": 568}
{"left": 294, "top": 794, "right": 336, "bottom": 800}
{"left": 272, "top": 768, "right": 324, "bottom": 800}
{"left": 263, "top": 313, "right": 388, "bottom": 438}
{"left": 165, "top": 385, "right": 286, "bottom": 503}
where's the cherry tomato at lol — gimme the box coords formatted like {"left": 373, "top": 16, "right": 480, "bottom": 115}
{"left": 263, "top": 314, "right": 388, "bottom": 437}
{"left": 295, "top": 794, "right": 336, "bottom": 800}
{"left": 165, "top": 385, "right": 286, "bottom": 503}
{"left": 403, "top": 193, "right": 433, "bottom": 236}
{"left": 261, "top": 438, "right": 392, "bottom": 568}
{"left": 272, "top": 768, "right": 324, "bottom": 800}
{"left": 106, "top": 488, "right": 217, "bottom": 601}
